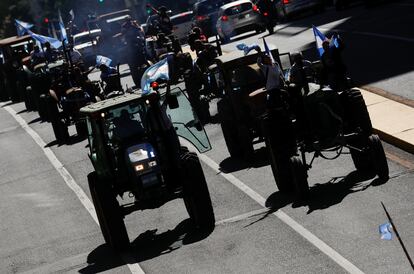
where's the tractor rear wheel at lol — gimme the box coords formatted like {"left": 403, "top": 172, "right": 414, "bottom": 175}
{"left": 368, "top": 134, "right": 389, "bottom": 180}
{"left": 217, "top": 98, "right": 244, "bottom": 158}
{"left": 88, "top": 172, "right": 129, "bottom": 250}
{"left": 290, "top": 156, "right": 310, "bottom": 200}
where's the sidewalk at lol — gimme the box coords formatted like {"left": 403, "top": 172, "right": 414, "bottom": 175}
{"left": 360, "top": 89, "right": 414, "bottom": 154}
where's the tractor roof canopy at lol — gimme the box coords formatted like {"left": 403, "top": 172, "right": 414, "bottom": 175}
{"left": 80, "top": 92, "right": 150, "bottom": 115}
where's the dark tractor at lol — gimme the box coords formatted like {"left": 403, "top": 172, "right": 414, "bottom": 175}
{"left": 214, "top": 49, "right": 389, "bottom": 199}
{"left": 34, "top": 60, "right": 97, "bottom": 143}
{"left": 0, "top": 35, "right": 34, "bottom": 103}
{"left": 212, "top": 49, "right": 287, "bottom": 159}
{"left": 81, "top": 87, "right": 215, "bottom": 250}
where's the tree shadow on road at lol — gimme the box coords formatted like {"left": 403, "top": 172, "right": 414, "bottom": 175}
{"left": 244, "top": 191, "right": 294, "bottom": 228}
{"left": 219, "top": 147, "right": 270, "bottom": 173}
{"left": 306, "top": 170, "right": 384, "bottom": 214}
{"left": 129, "top": 219, "right": 213, "bottom": 263}
{"left": 78, "top": 244, "right": 125, "bottom": 273}
{"left": 79, "top": 219, "right": 214, "bottom": 273}
{"left": 243, "top": 170, "right": 387, "bottom": 226}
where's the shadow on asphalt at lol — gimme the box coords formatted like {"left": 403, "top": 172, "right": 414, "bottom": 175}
{"left": 244, "top": 191, "right": 294, "bottom": 228}
{"left": 28, "top": 117, "right": 42, "bottom": 124}
{"left": 45, "top": 134, "right": 87, "bottom": 148}
{"left": 219, "top": 147, "right": 269, "bottom": 173}
{"left": 16, "top": 109, "right": 27, "bottom": 114}
{"left": 306, "top": 170, "right": 386, "bottom": 214}
{"left": 79, "top": 219, "right": 213, "bottom": 272}
{"left": 78, "top": 244, "right": 125, "bottom": 273}
{"left": 129, "top": 219, "right": 213, "bottom": 260}
{"left": 243, "top": 169, "right": 388, "bottom": 226}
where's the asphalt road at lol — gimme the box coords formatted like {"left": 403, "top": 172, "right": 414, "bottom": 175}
{"left": 219, "top": 0, "right": 414, "bottom": 101}
{"left": 1, "top": 1, "right": 414, "bottom": 273}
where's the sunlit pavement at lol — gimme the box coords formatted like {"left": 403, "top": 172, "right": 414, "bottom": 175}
{"left": 1, "top": 1, "right": 414, "bottom": 273}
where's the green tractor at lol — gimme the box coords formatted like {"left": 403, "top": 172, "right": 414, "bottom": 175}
{"left": 81, "top": 86, "right": 215, "bottom": 250}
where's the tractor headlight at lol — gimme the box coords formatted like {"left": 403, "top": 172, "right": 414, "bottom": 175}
{"left": 148, "top": 160, "right": 157, "bottom": 167}
{"left": 135, "top": 164, "right": 145, "bottom": 171}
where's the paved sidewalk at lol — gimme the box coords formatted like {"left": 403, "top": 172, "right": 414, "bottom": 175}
{"left": 360, "top": 89, "right": 414, "bottom": 154}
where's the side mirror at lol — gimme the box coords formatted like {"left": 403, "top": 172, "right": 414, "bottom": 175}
{"left": 167, "top": 94, "right": 179, "bottom": 109}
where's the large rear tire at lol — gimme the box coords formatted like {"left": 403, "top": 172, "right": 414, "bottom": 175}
{"left": 24, "top": 86, "right": 34, "bottom": 111}
{"left": 343, "top": 88, "right": 372, "bottom": 136}
{"left": 262, "top": 111, "right": 296, "bottom": 193}
{"left": 181, "top": 152, "right": 215, "bottom": 230}
{"left": 368, "top": 134, "right": 389, "bottom": 180}
{"left": 217, "top": 99, "right": 244, "bottom": 158}
{"left": 38, "top": 94, "right": 49, "bottom": 122}
{"left": 88, "top": 172, "right": 130, "bottom": 250}
{"left": 75, "top": 120, "right": 88, "bottom": 137}
{"left": 290, "top": 156, "right": 309, "bottom": 200}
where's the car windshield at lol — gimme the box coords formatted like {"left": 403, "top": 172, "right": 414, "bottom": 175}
{"left": 224, "top": 3, "right": 252, "bottom": 15}
{"left": 103, "top": 103, "right": 147, "bottom": 143}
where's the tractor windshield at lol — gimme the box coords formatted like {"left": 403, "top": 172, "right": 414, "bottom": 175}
{"left": 103, "top": 102, "right": 147, "bottom": 144}
{"left": 163, "top": 87, "right": 212, "bottom": 153}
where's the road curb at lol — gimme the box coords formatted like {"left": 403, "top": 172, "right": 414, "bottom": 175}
{"left": 359, "top": 87, "right": 414, "bottom": 155}
{"left": 373, "top": 128, "right": 414, "bottom": 155}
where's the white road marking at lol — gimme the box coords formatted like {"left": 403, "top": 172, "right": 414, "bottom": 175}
{"left": 198, "top": 153, "right": 365, "bottom": 274}
{"left": 3, "top": 105, "right": 144, "bottom": 274}
{"left": 215, "top": 208, "right": 270, "bottom": 225}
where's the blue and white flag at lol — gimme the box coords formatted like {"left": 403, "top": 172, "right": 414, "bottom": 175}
{"left": 312, "top": 25, "right": 339, "bottom": 57}
{"left": 236, "top": 43, "right": 259, "bottom": 56}
{"left": 379, "top": 222, "right": 393, "bottom": 240}
{"left": 27, "top": 30, "right": 62, "bottom": 49}
{"left": 58, "top": 10, "right": 67, "bottom": 42}
{"left": 141, "top": 57, "right": 170, "bottom": 94}
{"left": 313, "top": 25, "right": 327, "bottom": 57}
{"left": 263, "top": 37, "right": 276, "bottom": 65}
{"left": 15, "top": 19, "right": 34, "bottom": 36}
{"left": 96, "top": 55, "right": 112, "bottom": 67}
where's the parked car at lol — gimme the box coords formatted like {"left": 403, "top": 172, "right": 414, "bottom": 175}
{"left": 171, "top": 11, "right": 194, "bottom": 43}
{"left": 216, "top": 0, "right": 266, "bottom": 42}
{"left": 274, "top": 0, "right": 324, "bottom": 21}
{"left": 192, "top": 0, "right": 234, "bottom": 38}
{"left": 73, "top": 29, "right": 101, "bottom": 66}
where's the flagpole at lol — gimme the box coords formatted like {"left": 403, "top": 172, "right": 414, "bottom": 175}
{"left": 381, "top": 202, "right": 414, "bottom": 271}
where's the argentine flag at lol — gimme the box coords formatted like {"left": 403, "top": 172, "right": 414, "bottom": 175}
{"left": 313, "top": 25, "right": 340, "bottom": 57}
{"left": 141, "top": 56, "right": 170, "bottom": 94}
{"left": 27, "top": 30, "right": 62, "bottom": 49}
{"left": 58, "top": 10, "right": 67, "bottom": 42}
{"left": 263, "top": 37, "right": 276, "bottom": 65}
{"left": 96, "top": 55, "right": 112, "bottom": 67}
{"left": 313, "top": 25, "right": 327, "bottom": 57}
{"left": 15, "top": 19, "right": 34, "bottom": 37}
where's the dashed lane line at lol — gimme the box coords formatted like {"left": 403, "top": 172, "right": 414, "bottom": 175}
{"left": 2, "top": 105, "right": 145, "bottom": 274}
{"left": 198, "top": 153, "right": 365, "bottom": 274}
